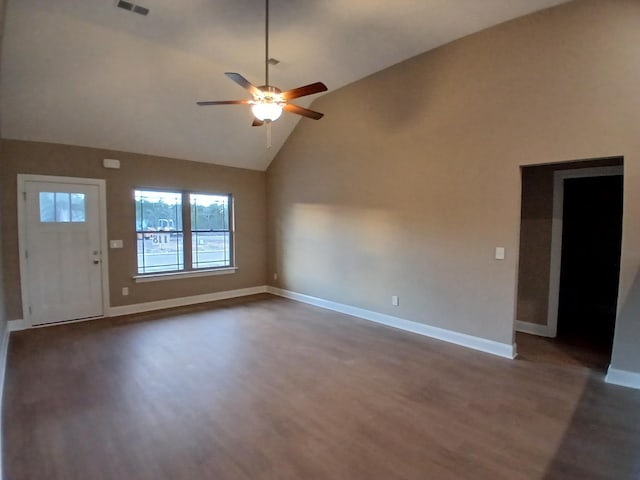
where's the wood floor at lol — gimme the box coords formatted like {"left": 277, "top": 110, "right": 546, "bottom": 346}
{"left": 3, "top": 294, "right": 640, "bottom": 479}
{"left": 516, "top": 331, "right": 613, "bottom": 372}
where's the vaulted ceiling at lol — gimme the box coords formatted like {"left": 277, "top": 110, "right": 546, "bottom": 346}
{"left": 1, "top": 0, "right": 571, "bottom": 170}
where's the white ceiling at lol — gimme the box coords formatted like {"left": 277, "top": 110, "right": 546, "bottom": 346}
{"left": 1, "top": 0, "right": 571, "bottom": 171}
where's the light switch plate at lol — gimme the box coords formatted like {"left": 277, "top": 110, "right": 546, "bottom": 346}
{"left": 110, "top": 239, "right": 123, "bottom": 249}
{"left": 495, "top": 247, "right": 505, "bottom": 260}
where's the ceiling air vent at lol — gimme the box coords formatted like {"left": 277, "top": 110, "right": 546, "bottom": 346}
{"left": 116, "top": 1, "right": 133, "bottom": 11}
{"left": 133, "top": 5, "right": 149, "bottom": 16}
{"left": 116, "top": 0, "right": 149, "bottom": 16}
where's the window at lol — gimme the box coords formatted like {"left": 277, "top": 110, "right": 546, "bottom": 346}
{"left": 39, "top": 192, "right": 86, "bottom": 222}
{"left": 191, "top": 194, "right": 232, "bottom": 269}
{"left": 135, "top": 189, "right": 233, "bottom": 275}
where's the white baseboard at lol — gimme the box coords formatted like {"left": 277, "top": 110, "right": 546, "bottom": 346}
{"left": 605, "top": 366, "right": 640, "bottom": 390}
{"left": 515, "top": 320, "right": 555, "bottom": 337}
{"left": 268, "top": 287, "right": 516, "bottom": 359}
{"left": 107, "top": 285, "right": 268, "bottom": 318}
{"left": 8, "top": 319, "right": 27, "bottom": 332}
{"left": 8, "top": 286, "right": 269, "bottom": 332}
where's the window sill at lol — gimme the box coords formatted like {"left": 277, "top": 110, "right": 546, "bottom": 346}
{"left": 133, "top": 267, "right": 238, "bottom": 283}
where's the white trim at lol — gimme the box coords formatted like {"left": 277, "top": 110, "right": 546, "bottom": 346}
{"left": 7, "top": 286, "right": 268, "bottom": 330}
{"left": 547, "top": 166, "right": 623, "bottom": 338}
{"left": 268, "top": 287, "right": 516, "bottom": 359}
{"left": 107, "top": 286, "right": 267, "bottom": 317}
{"left": 515, "top": 320, "right": 554, "bottom": 337}
{"left": 17, "top": 174, "right": 111, "bottom": 328}
{"left": 605, "top": 366, "right": 640, "bottom": 390}
{"left": 0, "top": 324, "right": 10, "bottom": 479}
{"left": 133, "top": 267, "right": 238, "bottom": 283}
{"left": 8, "top": 319, "right": 28, "bottom": 332}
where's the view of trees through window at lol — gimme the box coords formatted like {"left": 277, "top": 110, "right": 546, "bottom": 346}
{"left": 135, "top": 190, "right": 232, "bottom": 274}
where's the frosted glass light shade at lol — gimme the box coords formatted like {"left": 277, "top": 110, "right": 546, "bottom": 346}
{"left": 251, "top": 102, "right": 283, "bottom": 121}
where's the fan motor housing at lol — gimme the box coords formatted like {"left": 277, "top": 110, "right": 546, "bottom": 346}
{"left": 258, "top": 85, "right": 281, "bottom": 94}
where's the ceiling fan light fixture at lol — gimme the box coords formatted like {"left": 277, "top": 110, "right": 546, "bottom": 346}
{"left": 196, "top": 0, "right": 327, "bottom": 127}
{"left": 251, "top": 102, "right": 283, "bottom": 121}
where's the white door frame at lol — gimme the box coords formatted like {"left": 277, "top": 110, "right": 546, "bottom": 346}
{"left": 546, "top": 165, "right": 624, "bottom": 337}
{"left": 17, "top": 174, "right": 110, "bottom": 328}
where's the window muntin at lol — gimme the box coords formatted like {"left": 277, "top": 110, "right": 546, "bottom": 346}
{"left": 39, "top": 192, "right": 86, "bottom": 223}
{"left": 134, "top": 189, "right": 233, "bottom": 275}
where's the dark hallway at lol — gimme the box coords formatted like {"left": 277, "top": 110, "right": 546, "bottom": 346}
{"left": 556, "top": 175, "right": 623, "bottom": 368}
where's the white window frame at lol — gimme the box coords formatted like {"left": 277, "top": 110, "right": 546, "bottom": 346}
{"left": 133, "top": 188, "right": 236, "bottom": 282}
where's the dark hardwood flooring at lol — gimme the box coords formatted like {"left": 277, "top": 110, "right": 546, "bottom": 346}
{"left": 515, "top": 331, "right": 612, "bottom": 372}
{"left": 4, "top": 294, "right": 640, "bottom": 479}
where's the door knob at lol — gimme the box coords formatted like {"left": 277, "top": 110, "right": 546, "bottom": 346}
{"left": 93, "top": 260, "right": 100, "bottom": 265}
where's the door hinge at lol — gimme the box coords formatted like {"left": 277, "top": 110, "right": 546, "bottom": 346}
{"left": 25, "top": 250, "right": 28, "bottom": 259}
{"left": 23, "top": 191, "right": 26, "bottom": 201}
{"left": 29, "top": 306, "right": 32, "bottom": 315}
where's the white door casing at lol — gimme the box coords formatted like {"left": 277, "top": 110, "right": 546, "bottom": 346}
{"left": 18, "top": 175, "right": 110, "bottom": 327}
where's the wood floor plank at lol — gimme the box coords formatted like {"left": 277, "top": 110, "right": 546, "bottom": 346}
{"left": 3, "top": 294, "right": 640, "bottom": 479}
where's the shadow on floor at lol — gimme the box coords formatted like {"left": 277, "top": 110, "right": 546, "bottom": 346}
{"left": 542, "top": 371, "right": 640, "bottom": 479}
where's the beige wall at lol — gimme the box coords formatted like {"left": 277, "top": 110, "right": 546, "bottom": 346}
{"left": 517, "top": 158, "right": 623, "bottom": 326}
{"left": 0, "top": 0, "right": 8, "bottom": 345}
{"left": 0, "top": 140, "right": 267, "bottom": 320}
{"left": 267, "top": 0, "right": 640, "bottom": 373}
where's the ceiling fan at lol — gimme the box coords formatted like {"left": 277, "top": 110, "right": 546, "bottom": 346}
{"left": 197, "top": 0, "right": 328, "bottom": 127}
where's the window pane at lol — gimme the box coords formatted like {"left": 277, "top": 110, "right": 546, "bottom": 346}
{"left": 135, "top": 190, "right": 183, "bottom": 274}
{"left": 39, "top": 192, "right": 55, "bottom": 222}
{"left": 137, "top": 232, "right": 184, "bottom": 274}
{"left": 71, "top": 193, "right": 86, "bottom": 222}
{"left": 190, "top": 194, "right": 229, "bottom": 231}
{"left": 134, "top": 190, "right": 182, "bottom": 232}
{"left": 192, "top": 231, "right": 231, "bottom": 269}
{"left": 55, "top": 192, "right": 71, "bottom": 222}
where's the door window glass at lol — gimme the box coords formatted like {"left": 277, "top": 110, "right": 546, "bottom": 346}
{"left": 40, "top": 192, "right": 86, "bottom": 223}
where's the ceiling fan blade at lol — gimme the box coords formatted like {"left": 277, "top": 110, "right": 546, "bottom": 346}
{"left": 252, "top": 118, "right": 264, "bottom": 127}
{"left": 197, "top": 100, "right": 251, "bottom": 106}
{"left": 225, "top": 72, "right": 261, "bottom": 97}
{"left": 283, "top": 103, "right": 324, "bottom": 120}
{"left": 281, "top": 82, "right": 328, "bottom": 100}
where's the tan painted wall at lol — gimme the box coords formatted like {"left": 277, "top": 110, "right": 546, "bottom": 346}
{"left": 267, "top": 0, "right": 640, "bottom": 372}
{"left": 517, "top": 158, "right": 622, "bottom": 326}
{"left": 0, "top": 140, "right": 267, "bottom": 320}
{"left": 0, "top": 0, "right": 8, "bottom": 345}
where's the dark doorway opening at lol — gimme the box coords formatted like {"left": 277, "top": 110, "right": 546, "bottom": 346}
{"left": 515, "top": 159, "right": 624, "bottom": 371}
{"left": 556, "top": 175, "right": 623, "bottom": 361}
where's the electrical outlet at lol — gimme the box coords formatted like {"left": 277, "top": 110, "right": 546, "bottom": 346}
{"left": 273, "top": 273, "right": 278, "bottom": 280}
{"left": 391, "top": 295, "right": 399, "bottom": 306}
{"left": 122, "top": 287, "right": 129, "bottom": 296}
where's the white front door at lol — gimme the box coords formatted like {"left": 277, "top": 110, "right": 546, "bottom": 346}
{"left": 23, "top": 180, "right": 104, "bottom": 325}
